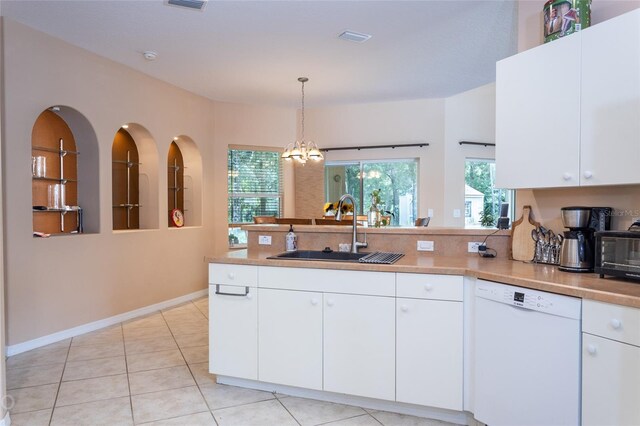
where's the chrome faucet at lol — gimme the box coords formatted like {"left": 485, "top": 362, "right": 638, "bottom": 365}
{"left": 336, "top": 194, "right": 368, "bottom": 254}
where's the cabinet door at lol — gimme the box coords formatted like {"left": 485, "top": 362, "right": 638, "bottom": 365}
{"left": 581, "top": 9, "right": 640, "bottom": 186}
{"left": 495, "top": 34, "right": 581, "bottom": 189}
{"left": 582, "top": 333, "right": 640, "bottom": 426}
{"left": 258, "top": 289, "right": 323, "bottom": 390}
{"left": 324, "top": 293, "right": 395, "bottom": 401}
{"left": 209, "top": 284, "right": 257, "bottom": 380}
{"left": 396, "top": 298, "right": 463, "bottom": 410}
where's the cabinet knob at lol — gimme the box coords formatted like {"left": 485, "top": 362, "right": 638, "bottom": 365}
{"left": 562, "top": 173, "right": 572, "bottom": 181}
{"left": 587, "top": 344, "right": 597, "bottom": 355}
{"left": 610, "top": 318, "right": 622, "bottom": 329}
{"left": 310, "top": 298, "right": 319, "bottom": 306}
{"left": 424, "top": 284, "right": 433, "bottom": 292}
{"left": 400, "top": 305, "right": 409, "bottom": 312}
{"left": 326, "top": 299, "right": 335, "bottom": 307}
{"left": 227, "top": 272, "right": 235, "bottom": 280}
{"left": 246, "top": 293, "right": 253, "bottom": 300}
{"left": 583, "top": 171, "right": 593, "bottom": 179}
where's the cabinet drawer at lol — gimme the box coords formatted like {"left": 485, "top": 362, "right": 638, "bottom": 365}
{"left": 396, "top": 273, "right": 463, "bottom": 301}
{"left": 583, "top": 300, "right": 640, "bottom": 346}
{"left": 209, "top": 263, "right": 257, "bottom": 286}
{"left": 258, "top": 266, "right": 395, "bottom": 297}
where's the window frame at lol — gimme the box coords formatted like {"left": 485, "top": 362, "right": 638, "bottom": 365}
{"left": 324, "top": 158, "right": 419, "bottom": 225}
{"left": 464, "top": 157, "right": 515, "bottom": 228}
{"left": 227, "top": 145, "right": 284, "bottom": 247}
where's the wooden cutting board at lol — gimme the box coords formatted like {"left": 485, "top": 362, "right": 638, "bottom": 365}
{"left": 511, "top": 205, "right": 540, "bottom": 261}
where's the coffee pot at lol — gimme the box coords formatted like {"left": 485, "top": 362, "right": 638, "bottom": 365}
{"left": 559, "top": 207, "right": 612, "bottom": 272}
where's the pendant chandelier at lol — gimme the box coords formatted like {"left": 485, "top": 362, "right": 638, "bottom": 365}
{"left": 282, "top": 77, "right": 323, "bottom": 164}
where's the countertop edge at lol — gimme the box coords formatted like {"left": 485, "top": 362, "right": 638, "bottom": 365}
{"left": 207, "top": 252, "right": 640, "bottom": 309}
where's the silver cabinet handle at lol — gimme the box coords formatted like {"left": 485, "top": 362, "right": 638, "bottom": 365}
{"left": 215, "top": 284, "right": 250, "bottom": 297}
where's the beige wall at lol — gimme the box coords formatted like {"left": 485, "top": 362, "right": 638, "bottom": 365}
{"left": 301, "top": 99, "right": 447, "bottom": 225}
{"left": 2, "top": 20, "right": 295, "bottom": 346}
{"left": 518, "top": 0, "right": 640, "bottom": 51}
{"left": 443, "top": 84, "right": 497, "bottom": 227}
{"left": 515, "top": 1, "right": 640, "bottom": 232}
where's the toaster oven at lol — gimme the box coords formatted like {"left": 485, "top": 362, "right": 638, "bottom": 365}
{"left": 595, "top": 231, "right": 640, "bottom": 281}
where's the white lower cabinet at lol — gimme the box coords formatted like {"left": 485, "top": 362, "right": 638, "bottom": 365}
{"left": 324, "top": 293, "right": 396, "bottom": 401}
{"left": 258, "top": 288, "right": 323, "bottom": 389}
{"left": 582, "top": 300, "right": 640, "bottom": 426}
{"left": 209, "top": 283, "right": 258, "bottom": 380}
{"left": 396, "top": 298, "right": 463, "bottom": 410}
{"left": 582, "top": 334, "right": 640, "bottom": 426}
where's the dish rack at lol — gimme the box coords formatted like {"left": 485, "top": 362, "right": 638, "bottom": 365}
{"left": 359, "top": 252, "right": 404, "bottom": 265}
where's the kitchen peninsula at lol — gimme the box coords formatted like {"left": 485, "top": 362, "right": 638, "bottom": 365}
{"left": 209, "top": 224, "right": 640, "bottom": 425}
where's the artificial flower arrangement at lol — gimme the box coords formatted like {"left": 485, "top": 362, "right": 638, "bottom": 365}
{"left": 323, "top": 201, "right": 354, "bottom": 215}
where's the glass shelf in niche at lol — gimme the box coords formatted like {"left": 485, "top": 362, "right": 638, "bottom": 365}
{"left": 32, "top": 146, "right": 80, "bottom": 155}
{"left": 32, "top": 176, "right": 77, "bottom": 183}
{"left": 32, "top": 205, "right": 81, "bottom": 213}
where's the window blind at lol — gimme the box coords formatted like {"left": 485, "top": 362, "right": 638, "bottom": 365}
{"left": 228, "top": 148, "right": 283, "bottom": 224}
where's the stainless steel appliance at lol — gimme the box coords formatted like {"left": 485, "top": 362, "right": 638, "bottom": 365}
{"left": 559, "top": 207, "right": 612, "bottom": 272}
{"left": 595, "top": 230, "right": 640, "bottom": 281}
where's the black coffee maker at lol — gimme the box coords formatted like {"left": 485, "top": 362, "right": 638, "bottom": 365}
{"left": 559, "top": 207, "right": 612, "bottom": 272}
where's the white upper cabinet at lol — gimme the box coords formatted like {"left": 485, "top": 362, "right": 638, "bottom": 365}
{"left": 496, "top": 9, "right": 640, "bottom": 189}
{"left": 496, "top": 33, "right": 581, "bottom": 189}
{"left": 580, "top": 10, "right": 640, "bottom": 186}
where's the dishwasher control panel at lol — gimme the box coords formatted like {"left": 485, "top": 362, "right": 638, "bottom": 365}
{"left": 476, "top": 280, "right": 581, "bottom": 319}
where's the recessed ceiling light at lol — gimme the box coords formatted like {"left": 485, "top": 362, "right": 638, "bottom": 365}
{"left": 338, "top": 30, "right": 372, "bottom": 43}
{"left": 166, "top": 0, "right": 207, "bottom": 11}
{"left": 143, "top": 51, "right": 158, "bottom": 61}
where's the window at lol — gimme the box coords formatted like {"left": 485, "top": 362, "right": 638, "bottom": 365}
{"left": 228, "top": 147, "right": 283, "bottom": 246}
{"left": 464, "top": 159, "right": 514, "bottom": 227}
{"left": 325, "top": 159, "right": 418, "bottom": 226}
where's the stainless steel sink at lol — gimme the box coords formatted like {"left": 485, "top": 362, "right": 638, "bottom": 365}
{"left": 268, "top": 250, "right": 405, "bottom": 264}
{"left": 268, "top": 250, "right": 368, "bottom": 262}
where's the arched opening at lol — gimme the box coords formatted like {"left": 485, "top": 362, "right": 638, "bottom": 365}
{"left": 31, "top": 106, "right": 99, "bottom": 235}
{"left": 112, "top": 129, "right": 140, "bottom": 229}
{"left": 112, "top": 123, "right": 160, "bottom": 230}
{"left": 168, "top": 136, "right": 202, "bottom": 227}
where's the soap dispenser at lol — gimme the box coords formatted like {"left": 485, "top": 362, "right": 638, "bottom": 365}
{"left": 285, "top": 225, "right": 298, "bottom": 252}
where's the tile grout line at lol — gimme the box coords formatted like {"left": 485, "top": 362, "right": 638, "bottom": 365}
{"left": 47, "top": 338, "right": 73, "bottom": 425}
{"left": 275, "top": 397, "right": 302, "bottom": 426}
{"left": 120, "top": 320, "right": 138, "bottom": 425}
{"left": 314, "top": 412, "right": 382, "bottom": 426}
{"left": 159, "top": 301, "right": 220, "bottom": 425}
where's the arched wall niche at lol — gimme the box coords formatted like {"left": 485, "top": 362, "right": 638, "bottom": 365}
{"left": 168, "top": 135, "right": 202, "bottom": 227}
{"left": 31, "top": 105, "right": 99, "bottom": 235}
{"left": 114, "top": 123, "right": 160, "bottom": 230}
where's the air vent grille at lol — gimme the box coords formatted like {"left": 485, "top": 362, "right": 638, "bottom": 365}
{"left": 338, "top": 30, "right": 372, "bottom": 43}
{"left": 167, "top": 0, "right": 206, "bottom": 11}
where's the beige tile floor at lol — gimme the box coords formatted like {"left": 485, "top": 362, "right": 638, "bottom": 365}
{"left": 7, "top": 297, "right": 458, "bottom": 426}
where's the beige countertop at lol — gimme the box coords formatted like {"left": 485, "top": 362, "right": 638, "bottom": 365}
{"left": 209, "top": 250, "right": 640, "bottom": 309}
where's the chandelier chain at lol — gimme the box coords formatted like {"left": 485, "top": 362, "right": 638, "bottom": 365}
{"left": 301, "top": 79, "right": 305, "bottom": 142}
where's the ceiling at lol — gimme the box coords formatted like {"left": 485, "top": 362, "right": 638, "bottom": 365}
{"left": 2, "top": 0, "right": 519, "bottom": 107}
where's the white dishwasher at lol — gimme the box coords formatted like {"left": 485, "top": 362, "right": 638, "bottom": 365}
{"left": 474, "top": 279, "right": 581, "bottom": 426}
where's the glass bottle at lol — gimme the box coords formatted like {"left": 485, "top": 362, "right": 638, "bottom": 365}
{"left": 368, "top": 195, "right": 380, "bottom": 227}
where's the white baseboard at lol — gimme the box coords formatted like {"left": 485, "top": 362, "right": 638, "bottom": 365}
{"left": 217, "top": 376, "right": 472, "bottom": 426}
{"left": 6, "top": 289, "right": 208, "bottom": 356}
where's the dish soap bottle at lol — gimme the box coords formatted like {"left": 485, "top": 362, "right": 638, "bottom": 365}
{"left": 285, "top": 225, "right": 298, "bottom": 252}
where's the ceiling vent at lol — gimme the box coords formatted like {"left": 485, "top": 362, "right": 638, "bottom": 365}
{"left": 338, "top": 30, "right": 372, "bottom": 43}
{"left": 166, "top": 0, "right": 207, "bottom": 11}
